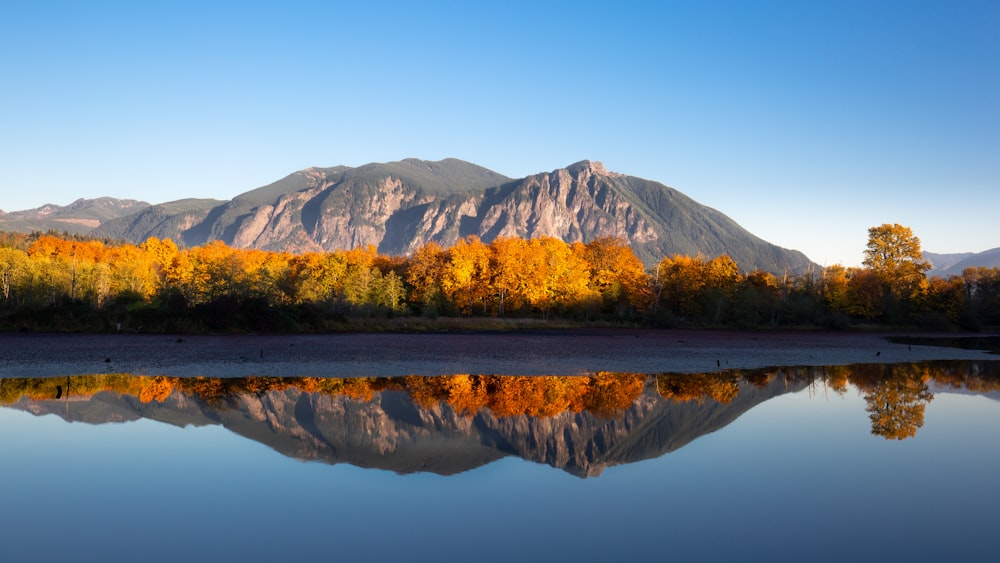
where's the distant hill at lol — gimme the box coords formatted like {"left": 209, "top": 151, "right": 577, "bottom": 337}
{"left": 5, "top": 158, "right": 814, "bottom": 274}
{"left": 0, "top": 197, "right": 149, "bottom": 235}
{"left": 926, "top": 248, "right": 1000, "bottom": 277}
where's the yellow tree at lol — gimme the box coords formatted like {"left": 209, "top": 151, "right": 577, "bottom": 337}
{"left": 537, "top": 237, "right": 594, "bottom": 314}
{"left": 0, "top": 247, "right": 30, "bottom": 304}
{"left": 340, "top": 245, "right": 378, "bottom": 306}
{"left": 236, "top": 248, "right": 292, "bottom": 305}
{"left": 140, "top": 237, "right": 179, "bottom": 278}
{"left": 702, "top": 254, "right": 742, "bottom": 323}
{"left": 821, "top": 264, "right": 851, "bottom": 314}
{"left": 923, "top": 275, "right": 966, "bottom": 325}
{"left": 405, "top": 241, "right": 448, "bottom": 314}
{"left": 846, "top": 267, "right": 885, "bottom": 320}
{"left": 288, "top": 251, "right": 348, "bottom": 304}
{"left": 164, "top": 241, "right": 241, "bottom": 304}
{"left": 518, "top": 238, "right": 552, "bottom": 311}
{"left": 27, "top": 236, "right": 105, "bottom": 302}
{"left": 654, "top": 254, "right": 706, "bottom": 318}
{"left": 105, "top": 244, "right": 159, "bottom": 300}
{"left": 442, "top": 235, "right": 492, "bottom": 315}
{"left": 856, "top": 365, "right": 934, "bottom": 440}
{"left": 489, "top": 237, "right": 550, "bottom": 315}
{"left": 863, "top": 223, "right": 931, "bottom": 303}
{"left": 583, "top": 237, "right": 650, "bottom": 314}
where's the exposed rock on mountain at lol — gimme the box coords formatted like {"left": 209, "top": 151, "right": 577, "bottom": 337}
{"left": 97, "top": 158, "right": 513, "bottom": 253}
{"left": 6, "top": 158, "right": 814, "bottom": 273}
{"left": 106, "top": 159, "right": 813, "bottom": 272}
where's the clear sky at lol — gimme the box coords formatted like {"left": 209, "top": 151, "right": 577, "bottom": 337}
{"left": 2, "top": 0, "right": 997, "bottom": 266}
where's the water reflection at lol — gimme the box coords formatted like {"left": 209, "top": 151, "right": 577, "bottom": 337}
{"left": 3, "top": 360, "right": 999, "bottom": 476}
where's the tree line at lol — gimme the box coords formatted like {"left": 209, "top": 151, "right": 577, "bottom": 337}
{"left": 0, "top": 224, "right": 997, "bottom": 331}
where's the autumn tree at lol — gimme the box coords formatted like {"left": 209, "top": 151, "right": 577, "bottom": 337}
{"left": 652, "top": 253, "right": 742, "bottom": 324}
{"left": 863, "top": 224, "right": 931, "bottom": 316}
{"left": 405, "top": 242, "right": 449, "bottom": 315}
{"left": 0, "top": 247, "right": 30, "bottom": 305}
{"left": 488, "top": 237, "right": 562, "bottom": 316}
{"left": 441, "top": 235, "right": 493, "bottom": 315}
{"left": 820, "top": 265, "right": 851, "bottom": 314}
{"left": 845, "top": 267, "right": 885, "bottom": 320}
{"left": 921, "top": 275, "right": 967, "bottom": 327}
{"left": 489, "top": 237, "right": 532, "bottom": 316}
{"left": 732, "top": 270, "right": 781, "bottom": 326}
{"left": 584, "top": 237, "right": 650, "bottom": 316}
{"left": 962, "top": 267, "right": 1000, "bottom": 326}
{"left": 287, "top": 251, "right": 348, "bottom": 304}
{"left": 857, "top": 366, "right": 934, "bottom": 440}
{"left": 653, "top": 254, "right": 706, "bottom": 319}
{"left": 655, "top": 373, "right": 740, "bottom": 404}
{"left": 104, "top": 243, "right": 159, "bottom": 301}
{"left": 140, "top": 237, "right": 179, "bottom": 272}
{"left": 537, "top": 237, "right": 595, "bottom": 316}
{"left": 339, "top": 246, "right": 404, "bottom": 311}
{"left": 701, "top": 254, "right": 742, "bottom": 323}
{"left": 26, "top": 235, "right": 108, "bottom": 304}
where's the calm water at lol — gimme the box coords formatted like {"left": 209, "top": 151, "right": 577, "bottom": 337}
{"left": 2, "top": 362, "right": 1000, "bottom": 562}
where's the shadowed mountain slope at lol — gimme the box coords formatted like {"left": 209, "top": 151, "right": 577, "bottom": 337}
{"left": 0, "top": 197, "right": 150, "bottom": 235}
{"left": 92, "top": 159, "right": 811, "bottom": 272}
{"left": 927, "top": 248, "right": 1000, "bottom": 277}
{"left": 7, "top": 159, "right": 813, "bottom": 273}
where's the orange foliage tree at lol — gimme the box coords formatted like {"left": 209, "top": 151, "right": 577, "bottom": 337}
{"left": 440, "top": 235, "right": 492, "bottom": 315}
{"left": 583, "top": 237, "right": 650, "bottom": 316}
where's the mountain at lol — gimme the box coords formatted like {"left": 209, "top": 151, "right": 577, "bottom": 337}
{"left": 926, "top": 248, "right": 1000, "bottom": 277}
{"left": 6, "top": 158, "right": 814, "bottom": 273}
{"left": 0, "top": 197, "right": 149, "bottom": 235}
{"left": 96, "top": 158, "right": 513, "bottom": 252}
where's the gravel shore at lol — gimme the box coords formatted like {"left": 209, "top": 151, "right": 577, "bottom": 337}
{"left": 1, "top": 329, "right": 997, "bottom": 378}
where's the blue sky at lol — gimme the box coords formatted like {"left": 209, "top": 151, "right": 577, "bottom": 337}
{"left": 2, "top": 0, "right": 997, "bottom": 266}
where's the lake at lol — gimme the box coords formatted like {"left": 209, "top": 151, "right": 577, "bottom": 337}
{"left": 1, "top": 332, "right": 999, "bottom": 562}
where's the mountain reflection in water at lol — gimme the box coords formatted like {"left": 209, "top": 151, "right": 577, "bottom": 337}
{"left": 4, "top": 360, "right": 999, "bottom": 477}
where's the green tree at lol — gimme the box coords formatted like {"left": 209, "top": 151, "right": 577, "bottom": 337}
{"left": 0, "top": 247, "right": 30, "bottom": 305}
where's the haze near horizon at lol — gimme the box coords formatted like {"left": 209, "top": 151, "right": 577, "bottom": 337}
{"left": 1, "top": 0, "right": 997, "bottom": 267}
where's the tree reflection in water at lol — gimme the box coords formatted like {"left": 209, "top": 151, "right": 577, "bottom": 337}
{"left": 2, "top": 361, "right": 998, "bottom": 445}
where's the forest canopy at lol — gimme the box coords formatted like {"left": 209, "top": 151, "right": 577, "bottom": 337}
{"left": 0, "top": 225, "right": 997, "bottom": 332}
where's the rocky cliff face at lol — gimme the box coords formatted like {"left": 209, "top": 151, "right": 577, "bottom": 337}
{"left": 469, "top": 161, "right": 657, "bottom": 246}
{"left": 86, "top": 158, "right": 813, "bottom": 272}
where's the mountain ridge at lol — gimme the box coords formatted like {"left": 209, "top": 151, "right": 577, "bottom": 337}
{"left": 0, "top": 197, "right": 150, "bottom": 235}
{"left": 5, "top": 159, "right": 813, "bottom": 273}
{"left": 926, "top": 248, "right": 1000, "bottom": 277}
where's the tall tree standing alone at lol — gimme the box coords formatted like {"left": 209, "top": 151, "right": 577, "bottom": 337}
{"left": 863, "top": 223, "right": 931, "bottom": 319}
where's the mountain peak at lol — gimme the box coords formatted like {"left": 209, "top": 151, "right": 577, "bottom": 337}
{"left": 565, "top": 160, "right": 608, "bottom": 175}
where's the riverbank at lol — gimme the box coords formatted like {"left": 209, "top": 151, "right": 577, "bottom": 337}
{"left": 1, "top": 329, "right": 996, "bottom": 378}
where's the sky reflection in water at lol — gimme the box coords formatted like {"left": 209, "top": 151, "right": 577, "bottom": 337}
{"left": 2, "top": 361, "right": 999, "bottom": 563}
